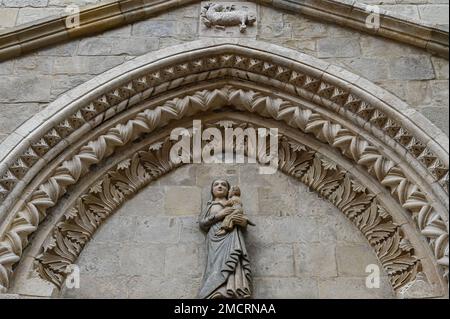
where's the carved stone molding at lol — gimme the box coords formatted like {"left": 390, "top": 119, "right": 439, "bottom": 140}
{"left": 33, "top": 124, "right": 419, "bottom": 294}
{"left": 1, "top": 42, "right": 447, "bottom": 211}
{"left": 0, "top": 87, "right": 448, "bottom": 295}
{"left": 0, "top": 0, "right": 447, "bottom": 61}
{"left": 0, "top": 41, "right": 448, "bottom": 295}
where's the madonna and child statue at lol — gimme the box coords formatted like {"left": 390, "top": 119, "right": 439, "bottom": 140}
{"left": 197, "top": 179, "right": 255, "bottom": 299}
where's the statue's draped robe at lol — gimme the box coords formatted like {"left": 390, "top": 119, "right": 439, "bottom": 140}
{"left": 198, "top": 201, "right": 252, "bottom": 299}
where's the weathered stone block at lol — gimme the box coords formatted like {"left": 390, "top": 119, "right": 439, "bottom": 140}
{"left": 337, "top": 57, "right": 389, "bottom": 81}
{"left": 0, "top": 103, "right": 41, "bottom": 134}
{"left": 360, "top": 35, "right": 423, "bottom": 57}
{"left": 388, "top": 56, "right": 435, "bottom": 80}
{"left": 165, "top": 244, "right": 202, "bottom": 278}
{"left": 0, "top": 8, "right": 18, "bottom": 28}
{"left": 92, "top": 216, "right": 135, "bottom": 243}
{"left": 127, "top": 276, "right": 201, "bottom": 299}
{"left": 77, "top": 37, "right": 159, "bottom": 56}
{"left": 247, "top": 216, "right": 319, "bottom": 244}
{"left": 165, "top": 186, "right": 201, "bottom": 216}
{"left": 118, "top": 244, "right": 165, "bottom": 276}
{"left": 318, "top": 277, "right": 393, "bottom": 299}
{"left": 297, "top": 184, "right": 338, "bottom": 218}
{"left": 253, "top": 277, "right": 318, "bottom": 298}
{"left": 132, "top": 20, "right": 176, "bottom": 37}
{"left": 63, "top": 275, "right": 130, "bottom": 299}
{"left": 0, "top": 76, "right": 51, "bottom": 102}
{"left": 430, "top": 80, "right": 449, "bottom": 108}
{"left": 37, "top": 41, "right": 78, "bottom": 56}
{"left": 431, "top": 57, "right": 449, "bottom": 80}
{"left": 120, "top": 186, "right": 165, "bottom": 217}
{"left": 259, "top": 23, "right": 292, "bottom": 38}
{"left": 421, "top": 107, "right": 449, "bottom": 136}
{"left": 133, "top": 216, "right": 180, "bottom": 244}
{"left": 176, "top": 19, "right": 198, "bottom": 41}
{"left": 53, "top": 56, "right": 125, "bottom": 74}
{"left": 317, "top": 38, "right": 361, "bottom": 58}
{"left": 418, "top": 5, "right": 449, "bottom": 25}
{"left": 14, "top": 55, "right": 53, "bottom": 74}
{"left": 248, "top": 244, "right": 295, "bottom": 277}
{"left": 196, "top": 163, "right": 239, "bottom": 188}
{"left": 379, "top": 4, "right": 420, "bottom": 20}
{"left": 179, "top": 216, "right": 206, "bottom": 244}
{"left": 3, "top": 0, "right": 48, "bottom": 7}
{"left": 77, "top": 243, "right": 121, "bottom": 276}
{"left": 0, "top": 60, "right": 14, "bottom": 75}
{"left": 292, "top": 19, "right": 327, "bottom": 38}
{"left": 16, "top": 8, "right": 64, "bottom": 25}
{"left": 258, "top": 186, "right": 298, "bottom": 216}
{"left": 335, "top": 217, "right": 367, "bottom": 243}
{"left": 50, "top": 74, "right": 93, "bottom": 99}
{"left": 336, "top": 244, "right": 380, "bottom": 277}
{"left": 48, "top": 1, "right": 103, "bottom": 8}
{"left": 159, "top": 165, "right": 197, "bottom": 186}
{"left": 294, "top": 243, "right": 337, "bottom": 277}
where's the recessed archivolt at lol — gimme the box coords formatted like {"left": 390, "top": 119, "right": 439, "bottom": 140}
{"left": 33, "top": 122, "right": 420, "bottom": 296}
{"left": 0, "top": 86, "right": 447, "bottom": 297}
{"left": 0, "top": 41, "right": 447, "bottom": 208}
{"left": 0, "top": 41, "right": 448, "bottom": 296}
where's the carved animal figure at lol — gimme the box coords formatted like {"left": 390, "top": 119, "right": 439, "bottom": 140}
{"left": 201, "top": 3, "right": 256, "bottom": 33}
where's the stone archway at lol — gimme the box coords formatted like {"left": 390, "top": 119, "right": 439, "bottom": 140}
{"left": 21, "top": 114, "right": 422, "bottom": 296}
{"left": 0, "top": 40, "right": 448, "bottom": 298}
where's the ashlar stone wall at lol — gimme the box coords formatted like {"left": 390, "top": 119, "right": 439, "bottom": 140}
{"left": 0, "top": 1, "right": 448, "bottom": 146}
{"left": 0, "top": 0, "right": 448, "bottom": 28}
{"left": 61, "top": 163, "right": 393, "bottom": 299}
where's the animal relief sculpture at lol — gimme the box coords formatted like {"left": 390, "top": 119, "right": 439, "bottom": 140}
{"left": 201, "top": 3, "right": 256, "bottom": 33}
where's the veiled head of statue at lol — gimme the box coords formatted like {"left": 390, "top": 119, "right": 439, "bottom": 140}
{"left": 211, "top": 179, "right": 230, "bottom": 199}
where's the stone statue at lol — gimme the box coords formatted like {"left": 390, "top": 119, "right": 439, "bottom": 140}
{"left": 198, "top": 179, "right": 253, "bottom": 299}
{"left": 200, "top": 3, "right": 256, "bottom": 33}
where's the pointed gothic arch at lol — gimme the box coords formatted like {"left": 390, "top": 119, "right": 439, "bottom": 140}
{"left": 0, "top": 40, "right": 447, "bottom": 297}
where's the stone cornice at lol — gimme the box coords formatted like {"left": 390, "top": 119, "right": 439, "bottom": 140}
{"left": 0, "top": 0, "right": 448, "bottom": 61}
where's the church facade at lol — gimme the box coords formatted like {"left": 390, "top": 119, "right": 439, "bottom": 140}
{"left": 0, "top": 0, "right": 448, "bottom": 299}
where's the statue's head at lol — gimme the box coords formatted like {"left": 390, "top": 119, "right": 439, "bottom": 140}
{"left": 211, "top": 179, "right": 230, "bottom": 199}
{"left": 229, "top": 185, "right": 241, "bottom": 197}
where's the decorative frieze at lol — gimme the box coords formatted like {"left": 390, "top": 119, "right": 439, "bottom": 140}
{"left": 0, "top": 87, "right": 447, "bottom": 294}
{"left": 1, "top": 51, "right": 447, "bottom": 206}
{"left": 0, "top": 43, "right": 447, "bottom": 296}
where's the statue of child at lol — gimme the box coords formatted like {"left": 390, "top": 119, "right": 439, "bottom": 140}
{"left": 216, "top": 186, "right": 255, "bottom": 236}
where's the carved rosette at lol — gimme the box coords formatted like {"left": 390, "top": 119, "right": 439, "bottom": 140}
{"left": 34, "top": 123, "right": 419, "bottom": 293}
